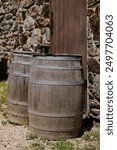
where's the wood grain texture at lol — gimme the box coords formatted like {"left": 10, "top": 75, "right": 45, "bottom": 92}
{"left": 7, "top": 51, "right": 32, "bottom": 125}
{"left": 50, "top": 0, "right": 87, "bottom": 56}
{"left": 50, "top": 0, "right": 87, "bottom": 111}
{"left": 28, "top": 55, "right": 84, "bottom": 140}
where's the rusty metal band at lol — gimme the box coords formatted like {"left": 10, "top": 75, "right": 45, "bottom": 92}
{"left": 8, "top": 111, "right": 28, "bottom": 118}
{"left": 30, "top": 80, "right": 84, "bottom": 86}
{"left": 30, "top": 124, "right": 80, "bottom": 132}
{"left": 9, "top": 72, "right": 29, "bottom": 78}
{"left": 8, "top": 99, "right": 28, "bottom": 106}
{"left": 28, "top": 110, "right": 82, "bottom": 118}
{"left": 12, "top": 61, "right": 31, "bottom": 66}
{"left": 31, "top": 65, "right": 83, "bottom": 70}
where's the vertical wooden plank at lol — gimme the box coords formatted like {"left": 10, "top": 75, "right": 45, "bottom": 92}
{"left": 73, "top": 0, "right": 80, "bottom": 54}
{"left": 50, "top": 0, "right": 53, "bottom": 53}
{"left": 51, "top": 0, "right": 56, "bottom": 53}
{"left": 55, "top": 0, "right": 60, "bottom": 53}
{"left": 72, "top": 0, "right": 76, "bottom": 54}
{"left": 59, "top": 0, "right": 64, "bottom": 53}
{"left": 79, "top": 0, "right": 87, "bottom": 79}
{"left": 68, "top": 0, "right": 74, "bottom": 54}
{"left": 63, "top": 0, "right": 69, "bottom": 53}
{"left": 79, "top": 0, "right": 87, "bottom": 112}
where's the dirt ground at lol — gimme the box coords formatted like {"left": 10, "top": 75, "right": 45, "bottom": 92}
{"left": 0, "top": 112, "right": 100, "bottom": 150}
{"left": 0, "top": 113, "right": 33, "bottom": 150}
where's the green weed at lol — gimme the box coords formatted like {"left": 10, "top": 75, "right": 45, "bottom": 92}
{"left": 0, "top": 81, "right": 7, "bottom": 102}
{"left": 83, "top": 130, "right": 100, "bottom": 141}
{"left": 1, "top": 119, "right": 8, "bottom": 125}
{"left": 29, "top": 143, "right": 45, "bottom": 150}
{"left": 26, "top": 132, "right": 37, "bottom": 140}
{"left": 54, "top": 141, "right": 75, "bottom": 150}
{"left": 0, "top": 81, "right": 7, "bottom": 113}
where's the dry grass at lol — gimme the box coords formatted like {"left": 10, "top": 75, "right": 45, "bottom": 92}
{"left": 0, "top": 81, "right": 7, "bottom": 116}
{"left": 0, "top": 81, "right": 7, "bottom": 104}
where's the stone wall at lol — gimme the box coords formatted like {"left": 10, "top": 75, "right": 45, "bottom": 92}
{"left": 0, "top": 0, "right": 50, "bottom": 61}
{"left": 87, "top": 0, "right": 100, "bottom": 121}
{"left": 0, "top": 0, "right": 100, "bottom": 120}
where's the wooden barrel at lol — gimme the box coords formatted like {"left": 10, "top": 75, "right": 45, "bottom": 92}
{"left": 8, "top": 51, "right": 32, "bottom": 125}
{"left": 28, "top": 55, "right": 84, "bottom": 140}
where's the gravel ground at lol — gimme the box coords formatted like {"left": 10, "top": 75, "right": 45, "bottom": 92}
{"left": 0, "top": 113, "right": 32, "bottom": 150}
{"left": 0, "top": 112, "right": 100, "bottom": 150}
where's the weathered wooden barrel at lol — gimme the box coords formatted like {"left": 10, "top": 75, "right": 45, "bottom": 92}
{"left": 28, "top": 55, "right": 84, "bottom": 140}
{"left": 8, "top": 51, "right": 32, "bottom": 125}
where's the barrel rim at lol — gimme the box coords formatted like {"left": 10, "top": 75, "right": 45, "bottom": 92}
{"left": 33, "top": 53, "right": 82, "bottom": 57}
{"left": 33, "top": 54, "right": 82, "bottom": 61}
{"left": 13, "top": 51, "right": 32, "bottom": 55}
